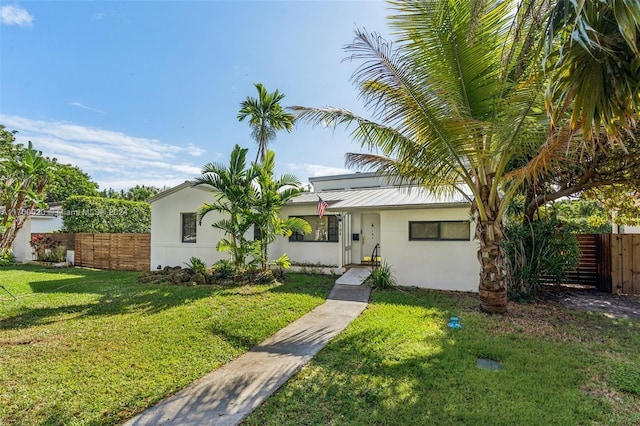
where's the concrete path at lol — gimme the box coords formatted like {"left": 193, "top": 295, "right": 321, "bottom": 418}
{"left": 124, "top": 283, "right": 371, "bottom": 426}
{"left": 335, "top": 267, "right": 371, "bottom": 286}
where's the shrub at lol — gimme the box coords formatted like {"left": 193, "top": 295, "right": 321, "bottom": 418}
{"left": 211, "top": 259, "right": 235, "bottom": 281}
{"left": 503, "top": 216, "right": 580, "bottom": 300}
{"left": 185, "top": 257, "right": 208, "bottom": 275}
{"left": 0, "top": 250, "right": 15, "bottom": 266}
{"left": 369, "top": 261, "right": 397, "bottom": 289}
{"left": 62, "top": 196, "right": 150, "bottom": 233}
{"left": 30, "top": 234, "right": 65, "bottom": 262}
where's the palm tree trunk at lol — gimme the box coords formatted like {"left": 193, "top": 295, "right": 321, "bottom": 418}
{"left": 476, "top": 218, "right": 508, "bottom": 313}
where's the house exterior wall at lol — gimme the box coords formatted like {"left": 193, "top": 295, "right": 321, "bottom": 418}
{"left": 269, "top": 205, "right": 341, "bottom": 267}
{"left": 149, "top": 178, "right": 480, "bottom": 292}
{"left": 380, "top": 207, "right": 479, "bottom": 292}
{"left": 13, "top": 215, "right": 64, "bottom": 263}
{"left": 151, "top": 186, "right": 229, "bottom": 269}
{"left": 311, "top": 172, "right": 393, "bottom": 192}
{"left": 620, "top": 225, "right": 640, "bottom": 234}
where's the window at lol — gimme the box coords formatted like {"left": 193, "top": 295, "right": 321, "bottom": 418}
{"left": 181, "top": 213, "right": 197, "bottom": 243}
{"left": 289, "top": 215, "right": 339, "bottom": 242}
{"left": 409, "top": 221, "right": 470, "bottom": 241}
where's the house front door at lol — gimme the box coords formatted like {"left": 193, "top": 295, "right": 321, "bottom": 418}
{"left": 361, "top": 214, "right": 380, "bottom": 261}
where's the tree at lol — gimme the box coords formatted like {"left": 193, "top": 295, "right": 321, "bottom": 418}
{"left": 193, "top": 145, "right": 260, "bottom": 276}
{"left": 46, "top": 162, "right": 99, "bottom": 203}
{"left": 514, "top": 126, "right": 640, "bottom": 222}
{"left": 0, "top": 126, "right": 51, "bottom": 256}
{"left": 292, "top": 0, "right": 640, "bottom": 313}
{"left": 293, "top": 0, "right": 548, "bottom": 313}
{"left": 238, "top": 83, "right": 296, "bottom": 162}
{"left": 98, "top": 185, "right": 164, "bottom": 202}
{"left": 253, "top": 150, "right": 310, "bottom": 272}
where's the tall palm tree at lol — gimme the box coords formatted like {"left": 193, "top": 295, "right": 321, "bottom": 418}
{"left": 293, "top": 0, "right": 550, "bottom": 313}
{"left": 238, "top": 83, "right": 296, "bottom": 163}
{"left": 253, "top": 150, "right": 311, "bottom": 272}
{"left": 193, "top": 145, "right": 259, "bottom": 275}
{"left": 294, "top": 0, "right": 639, "bottom": 313}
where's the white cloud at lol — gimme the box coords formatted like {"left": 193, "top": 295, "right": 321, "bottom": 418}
{"left": 1, "top": 5, "right": 33, "bottom": 27}
{"left": 69, "top": 102, "right": 105, "bottom": 114}
{"left": 286, "top": 162, "right": 351, "bottom": 178}
{"left": 0, "top": 114, "right": 205, "bottom": 190}
{"left": 186, "top": 143, "right": 205, "bottom": 157}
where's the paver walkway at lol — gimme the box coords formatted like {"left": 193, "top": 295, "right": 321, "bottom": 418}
{"left": 124, "top": 283, "right": 371, "bottom": 426}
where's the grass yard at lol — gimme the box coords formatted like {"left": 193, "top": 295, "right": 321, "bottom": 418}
{"left": 245, "top": 287, "right": 640, "bottom": 426}
{"left": 0, "top": 265, "right": 335, "bottom": 425}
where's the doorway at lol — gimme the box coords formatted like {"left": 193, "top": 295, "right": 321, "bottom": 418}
{"left": 361, "top": 214, "right": 380, "bottom": 261}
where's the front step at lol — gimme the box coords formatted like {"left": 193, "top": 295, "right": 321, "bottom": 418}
{"left": 336, "top": 267, "right": 371, "bottom": 286}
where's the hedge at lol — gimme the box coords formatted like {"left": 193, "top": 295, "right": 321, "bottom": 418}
{"left": 62, "top": 196, "right": 150, "bottom": 233}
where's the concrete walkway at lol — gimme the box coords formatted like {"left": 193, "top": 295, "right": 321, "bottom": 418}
{"left": 335, "top": 266, "right": 371, "bottom": 286}
{"left": 124, "top": 283, "right": 371, "bottom": 426}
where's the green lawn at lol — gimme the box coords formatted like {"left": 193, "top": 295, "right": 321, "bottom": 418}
{"left": 245, "top": 288, "right": 640, "bottom": 426}
{"left": 0, "top": 265, "right": 335, "bottom": 425}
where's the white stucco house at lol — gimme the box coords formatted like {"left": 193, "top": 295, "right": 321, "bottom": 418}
{"left": 150, "top": 172, "right": 480, "bottom": 292}
{"left": 12, "top": 205, "right": 64, "bottom": 263}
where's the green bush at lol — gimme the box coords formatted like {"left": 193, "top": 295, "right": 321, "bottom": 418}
{"left": 185, "top": 257, "right": 208, "bottom": 274}
{"left": 0, "top": 250, "right": 15, "bottom": 266}
{"left": 503, "top": 216, "right": 580, "bottom": 300}
{"left": 211, "top": 259, "right": 235, "bottom": 281}
{"left": 62, "top": 196, "right": 150, "bottom": 233}
{"left": 369, "top": 262, "right": 397, "bottom": 289}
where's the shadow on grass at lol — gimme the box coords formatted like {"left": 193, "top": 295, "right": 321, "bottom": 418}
{"left": 247, "top": 287, "right": 614, "bottom": 425}
{"left": 0, "top": 267, "right": 336, "bottom": 332}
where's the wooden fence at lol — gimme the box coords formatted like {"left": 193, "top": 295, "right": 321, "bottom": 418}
{"left": 564, "top": 234, "right": 612, "bottom": 292}
{"left": 611, "top": 234, "right": 640, "bottom": 295}
{"left": 31, "top": 233, "right": 150, "bottom": 271}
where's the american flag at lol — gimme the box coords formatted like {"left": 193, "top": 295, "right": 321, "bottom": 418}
{"left": 316, "top": 196, "right": 328, "bottom": 218}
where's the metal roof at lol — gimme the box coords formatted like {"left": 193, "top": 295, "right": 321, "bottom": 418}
{"left": 289, "top": 186, "right": 471, "bottom": 210}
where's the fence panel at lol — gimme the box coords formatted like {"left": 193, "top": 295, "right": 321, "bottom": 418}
{"left": 612, "top": 234, "right": 640, "bottom": 295}
{"left": 68, "top": 233, "right": 149, "bottom": 271}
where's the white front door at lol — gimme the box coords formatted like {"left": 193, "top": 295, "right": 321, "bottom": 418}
{"left": 361, "top": 214, "right": 380, "bottom": 261}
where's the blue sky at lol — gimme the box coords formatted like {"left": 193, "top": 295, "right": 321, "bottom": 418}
{"left": 1, "top": 1, "right": 390, "bottom": 190}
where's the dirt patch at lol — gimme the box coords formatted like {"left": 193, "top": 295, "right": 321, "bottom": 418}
{"left": 539, "top": 284, "right": 640, "bottom": 321}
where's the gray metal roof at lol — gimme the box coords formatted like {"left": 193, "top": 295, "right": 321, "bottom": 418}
{"left": 289, "top": 186, "right": 471, "bottom": 210}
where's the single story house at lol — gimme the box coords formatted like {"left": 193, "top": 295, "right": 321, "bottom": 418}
{"left": 150, "top": 172, "right": 480, "bottom": 292}
{"left": 12, "top": 205, "right": 64, "bottom": 263}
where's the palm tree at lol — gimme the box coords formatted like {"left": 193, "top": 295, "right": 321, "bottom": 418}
{"left": 293, "top": 0, "right": 639, "bottom": 313}
{"left": 193, "top": 145, "right": 259, "bottom": 276}
{"left": 545, "top": 0, "right": 640, "bottom": 142}
{"left": 293, "top": 0, "right": 550, "bottom": 313}
{"left": 238, "top": 83, "right": 296, "bottom": 163}
{"left": 253, "top": 150, "right": 311, "bottom": 272}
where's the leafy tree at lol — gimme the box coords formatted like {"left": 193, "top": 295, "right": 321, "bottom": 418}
{"left": 253, "top": 150, "right": 310, "bottom": 272}
{"left": 293, "top": 0, "right": 640, "bottom": 313}
{"left": 46, "top": 162, "right": 99, "bottom": 203}
{"left": 121, "top": 185, "right": 162, "bottom": 202}
{"left": 0, "top": 126, "right": 51, "bottom": 255}
{"left": 584, "top": 185, "right": 640, "bottom": 227}
{"left": 98, "top": 185, "right": 163, "bottom": 202}
{"left": 193, "top": 145, "right": 260, "bottom": 276}
{"left": 552, "top": 200, "right": 611, "bottom": 234}
{"left": 514, "top": 125, "right": 640, "bottom": 222}
{"left": 238, "top": 83, "right": 296, "bottom": 162}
